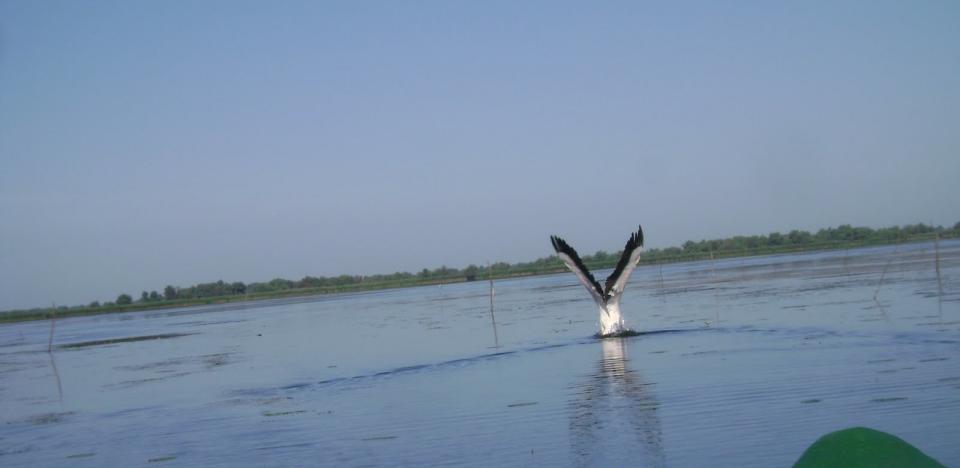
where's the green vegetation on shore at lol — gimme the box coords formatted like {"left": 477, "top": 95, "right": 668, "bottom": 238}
{"left": 2, "top": 221, "right": 957, "bottom": 324}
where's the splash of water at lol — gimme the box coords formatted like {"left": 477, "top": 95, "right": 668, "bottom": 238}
{"left": 598, "top": 302, "right": 626, "bottom": 336}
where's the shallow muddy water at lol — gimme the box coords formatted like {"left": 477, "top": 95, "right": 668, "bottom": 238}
{"left": 2, "top": 241, "right": 959, "bottom": 466}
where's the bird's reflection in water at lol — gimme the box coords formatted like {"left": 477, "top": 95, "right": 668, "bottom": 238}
{"left": 568, "top": 338, "right": 664, "bottom": 467}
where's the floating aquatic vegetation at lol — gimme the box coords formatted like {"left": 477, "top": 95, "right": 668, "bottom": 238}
{"left": 204, "top": 353, "right": 228, "bottom": 368}
{"left": 362, "top": 435, "right": 398, "bottom": 441}
{"left": 870, "top": 397, "right": 908, "bottom": 403}
{"left": 26, "top": 411, "right": 74, "bottom": 425}
{"left": 262, "top": 410, "right": 306, "bottom": 417}
{"left": 59, "top": 333, "right": 195, "bottom": 349}
{"left": 255, "top": 443, "right": 313, "bottom": 451}
{"left": 109, "top": 371, "right": 192, "bottom": 389}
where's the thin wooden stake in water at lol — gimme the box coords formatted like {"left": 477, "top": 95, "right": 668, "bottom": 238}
{"left": 657, "top": 261, "right": 665, "bottom": 303}
{"left": 934, "top": 233, "right": 943, "bottom": 295}
{"left": 871, "top": 243, "right": 898, "bottom": 323}
{"left": 48, "top": 302, "right": 57, "bottom": 352}
{"left": 873, "top": 248, "right": 896, "bottom": 300}
{"left": 710, "top": 250, "right": 719, "bottom": 325}
{"left": 488, "top": 261, "right": 499, "bottom": 348}
{"left": 934, "top": 233, "right": 943, "bottom": 323}
{"left": 49, "top": 349, "right": 64, "bottom": 403}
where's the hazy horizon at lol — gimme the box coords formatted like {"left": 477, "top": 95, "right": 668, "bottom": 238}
{"left": 2, "top": 1, "right": 958, "bottom": 310}
{"left": 5, "top": 218, "right": 957, "bottom": 310}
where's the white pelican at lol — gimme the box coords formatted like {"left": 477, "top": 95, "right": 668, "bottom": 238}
{"left": 550, "top": 225, "right": 644, "bottom": 336}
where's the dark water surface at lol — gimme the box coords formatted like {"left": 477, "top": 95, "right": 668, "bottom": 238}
{"left": 2, "top": 241, "right": 959, "bottom": 466}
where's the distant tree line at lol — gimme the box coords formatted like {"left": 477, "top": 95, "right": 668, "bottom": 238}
{"left": 110, "top": 221, "right": 959, "bottom": 305}
{"left": 4, "top": 221, "right": 957, "bottom": 318}
{"left": 632, "top": 222, "right": 957, "bottom": 264}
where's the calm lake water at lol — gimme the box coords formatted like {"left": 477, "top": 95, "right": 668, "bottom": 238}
{"left": 2, "top": 241, "right": 959, "bottom": 467}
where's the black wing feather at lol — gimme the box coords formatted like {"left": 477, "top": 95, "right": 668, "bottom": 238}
{"left": 604, "top": 225, "right": 644, "bottom": 297}
{"left": 551, "top": 235, "right": 604, "bottom": 298}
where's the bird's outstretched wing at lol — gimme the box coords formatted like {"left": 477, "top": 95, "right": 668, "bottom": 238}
{"left": 551, "top": 234, "right": 604, "bottom": 303}
{"left": 604, "top": 225, "right": 644, "bottom": 301}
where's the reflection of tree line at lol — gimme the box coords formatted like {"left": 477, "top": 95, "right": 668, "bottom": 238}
{"left": 568, "top": 339, "right": 664, "bottom": 467}
{"left": 5, "top": 221, "right": 956, "bottom": 321}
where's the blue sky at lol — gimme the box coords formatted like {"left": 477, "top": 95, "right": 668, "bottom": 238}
{"left": 1, "top": 1, "right": 958, "bottom": 310}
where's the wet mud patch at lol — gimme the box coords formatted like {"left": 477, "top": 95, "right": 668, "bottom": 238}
{"left": 0, "top": 361, "right": 37, "bottom": 374}
{"left": 167, "top": 318, "right": 250, "bottom": 327}
{"left": 250, "top": 343, "right": 584, "bottom": 397}
{"left": 0, "top": 446, "right": 32, "bottom": 457}
{"left": 100, "top": 405, "right": 165, "bottom": 419}
{"left": 216, "top": 396, "right": 292, "bottom": 408}
{"left": 115, "top": 352, "right": 235, "bottom": 376}
{"left": 116, "top": 357, "right": 191, "bottom": 371}
{"left": 508, "top": 401, "right": 538, "bottom": 408}
{"left": 802, "top": 331, "right": 841, "bottom": 341}
{"left": 59, "top": 333, "right": 196, "bottom": 349}
{"left": 870, "top": 397, "right": 908, "bottom": 403}
{"left": 819, "top": 299, "right": 873, "bottom": 307}
{"left": 532, "top": 283, "right": 581, "bottom": 293}
{"left": 20, "top": 411, "right": 74, "bottom": 425}
{"left": 107, "top": 352, "right": 236, "bottom": 389}
{"left": 204, "top": 353, "right": 229, "bottom": 368}
{"left": 256, "top": 443, "right": 314, "bottom": 451}
{"left": 915, "top": 321, "right": 960, "bottom": 327}
{"left": 110, "top": 372, "right": 192, "bottom": 389}
{"left": 262, "top": 410, "right": 307, "bottom": 417}
{"left": 362, "top": 435, "right": 398, "bottom": 441}
{"left": 0, "top": 339, "right": 26, "bottom": 349}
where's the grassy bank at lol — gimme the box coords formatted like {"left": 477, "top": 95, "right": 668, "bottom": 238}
{"left": 2, "top": 227, "right": 953, "bottom": 325}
